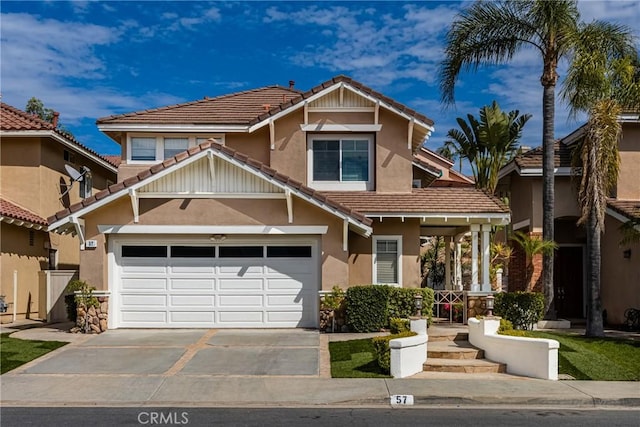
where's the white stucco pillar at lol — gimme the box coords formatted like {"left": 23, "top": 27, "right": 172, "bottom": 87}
{"left": 455, "top": 241, "right": 463, "bottom": 290}
{"left": 470, "top": 224, "right": 480, "bottom": 291}
{"left": 445, "top": 236, "right": 452, "bottom": 290}
{"left": 481, "top": 224, "right": 492, "bottom": 292}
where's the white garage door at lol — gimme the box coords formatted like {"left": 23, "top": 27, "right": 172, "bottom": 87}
{"left": 112, "top": 238, "right": 318, "bottom": 328}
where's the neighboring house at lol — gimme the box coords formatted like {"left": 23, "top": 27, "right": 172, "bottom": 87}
{"left": 0, "top": 103, "right": 118, "bottom": 323}
{"left": 413, "top": 146, "right": 475, "bottom": 188}
{"left": 497, "top": 114, "right": 640, "bottom": 324}
{"left": 48, "top": 76, "right": 509, "bottom": 329}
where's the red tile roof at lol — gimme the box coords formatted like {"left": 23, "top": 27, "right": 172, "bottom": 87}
{"left": 0, "top": 198, "right": 47, "bottom": 226}
{"left": 607, "top": 199, "right": 640, "bottom": 221}
{"left": 513, "top": 141, "right": 574, "bottom": 170}
{"left": 96, "top": 75, "right": 434, "bottom": 129}
{"left": 1, "top": 103, "right": 119, "bottom": 169}
{"left": 321, "top": 187, "right": 509, "bottom": 214}
{"left": 48, "top": 141, "right": 373, "bottom": 228}
{"left": 96, "top": 86, "right": 302, "bottom": 125}
{"left": 103, "top": 155, "right": 122, "bottom": 167}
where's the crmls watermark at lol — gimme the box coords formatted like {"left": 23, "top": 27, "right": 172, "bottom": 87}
{"left": 137, "top": 411, "right": 189, "bottom": 425}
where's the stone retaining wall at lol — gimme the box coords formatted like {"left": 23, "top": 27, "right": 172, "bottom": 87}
{"left": 71, "top": 296, "right": 109, "bottom": 334}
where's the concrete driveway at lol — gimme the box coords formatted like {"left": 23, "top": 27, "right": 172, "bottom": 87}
{"left": 20, "top": 329, "right": 320, "bottom": 377}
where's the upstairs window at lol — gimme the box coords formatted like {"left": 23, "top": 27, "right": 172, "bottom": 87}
{"left": 164, "top": 138, "right": 189, "bottom": 159}
{"left": 130, "top": 137, "right": 156, "bottom": 161}
{"left": 307, "top": 134, "right": 373, "bottom": 190}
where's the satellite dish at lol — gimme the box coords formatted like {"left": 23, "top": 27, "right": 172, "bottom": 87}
{"left": 60, "top": 164, "right": 87, "bottom": 199}
{"left": 65, "top": 164, "right": 84, "bottom": 182}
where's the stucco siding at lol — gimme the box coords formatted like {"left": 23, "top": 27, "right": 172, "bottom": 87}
{"left": 1, "top": 137, "right": 42, "bottom": 214}
{"left": 601, "top": 214, "right": 640, "bottom": 325}
{"left": 270, "top": 110, "right": 307, "bottom": 184}
{"left": 0, "top": 224, "right": 48, "bottom": 322}
{"left": 617, "top": 123, "right": 640, "bottom": 200}
{"left": 225, "top": 129, "right": 270, "bottom": 165}
{"left": 376, "top": 110, "right": 412, "bottom": 193}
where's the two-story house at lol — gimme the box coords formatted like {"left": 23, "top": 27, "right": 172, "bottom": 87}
{"left": 0, "top": 103, "right": 118, "bottom": 323}
{"left": 47, "top": 76, "right": 509, "bottom": 329}
{"left": 497, "top": 114, "right": 640, "bottom": 325}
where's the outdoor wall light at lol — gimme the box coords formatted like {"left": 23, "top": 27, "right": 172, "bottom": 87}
{"left": 485, "top": 295, "right": 495, "bottom": 317}
{"left": 414, "top": 293, "right": 423, "bottom": 317}
{"left": 623, "top": 249, "right": 631, "bottom": 259}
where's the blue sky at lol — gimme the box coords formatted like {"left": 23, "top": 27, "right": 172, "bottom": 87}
{"left": 2, "top": 1, "right": 639, "bottom": 158}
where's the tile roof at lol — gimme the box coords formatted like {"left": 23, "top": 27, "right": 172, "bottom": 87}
{"left": 321, "top": 187, "right": 509, "bottom": 214}
{"left": 0, "top": 198, "right": 47, "bottom": 226}
{"left": 103, "top": 155, "right": 122, "bottom": 167}
{"left": 96, "top": 75, "right": 434, "bottom": 129}
{"left": 1, "top": 103, "right": 119, "bottom": 169}
{"left": 96, "top": 86, "right": 302, "bottom": 125}
{"left": 47, "top": 141, "right": 373, "bottom": 228}
{"left": 607, "top": 199, "right": 640, "bottom": 221}
{"left": 511, "top": 141, "right": 574, "bottom": 170}
{"left": 412, "top": 156, "right": 442, "bottom": 177}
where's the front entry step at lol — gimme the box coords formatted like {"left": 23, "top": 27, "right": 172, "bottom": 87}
{"left": 427, "top": 340, "right": 484, "bottom": 359}
{"left": 423, "top": 358, "right": 507, "bottom": 373}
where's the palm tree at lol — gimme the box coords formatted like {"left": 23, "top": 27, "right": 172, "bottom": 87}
{"left": 435, "top": 145, "right": 461, "bottom": 172}
{"left": 440, "top": 0, "right": 635, "bottom": 320}
{"left": 444, "top": 101, "right": 530, "bottom": 193}
{"left": 620, "top": 219, "right": 640, "bottom": 246}
{"left": 511, "top": 231, "right": 558, "bottom": 293}
{"left": 561, "top": 23, "right": 639, "bottom": 337}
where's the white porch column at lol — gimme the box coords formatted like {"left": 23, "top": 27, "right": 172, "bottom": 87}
{"left": 444, "top": 236, "right": 452, "bottom": 290}
{"left": 481, "top": 224, "right": 492, "bottom": 292}
{"left": 470, "top": 224, "right": 480, "bottom": 290}
{"left": 455, "top": 241, "right": 463, "bottom": 290}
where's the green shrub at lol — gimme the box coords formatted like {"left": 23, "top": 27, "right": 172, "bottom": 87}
{"left": 346, "top": 285, "right": 392, "bottom": 332}
{"left": 389, "top": 317, "right": 410, "bottom": 334}
{"left": 387, "top": 288, "right": 435, "bottom": 320}
{"left": 372, "top": 331, "right": 417, "bottom": 373}
{"left": 321, "top": 285, "right": 346, "bottom": 311}
{"left": 497, "top": 318, "right": 514, "bottom": 333}
{"left": 494, "top": 292, "right": 544, "bottom": 330}
{"left": 64, "top": 280, "right": 99, "bottom": 323}
{"left": 345, "top": 286, "right": 435, "bottom": 333}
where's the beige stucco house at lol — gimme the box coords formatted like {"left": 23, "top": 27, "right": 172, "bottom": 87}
{"left": 48, "top": 76, "right": 509, "bottom": 329}
{"left": 497, "top": 115, "right": 640, "bottom": 325}
{"left": 0, "top": 103, "right": 118, "bottom": 322}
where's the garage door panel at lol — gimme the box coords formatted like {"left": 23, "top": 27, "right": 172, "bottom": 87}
{"left": 121, "top": 311, "right": 167, "bottom": 323}
{"left": 170, "top": 265, "right": 215, "bottom": 274}
{"left": 266, "top": 293, "right": 310, "bottom": 306}
{"left": 120, "top": 261, "right": 167, "bottom": 273}
{"left": 170, "top": 311, "right": 215, "bottom": 323}
{"left": 121, "top": 278, "right": 167, "bottom": 290}
{"left": 267, "top": 278, "right": 308, "bottom": 290}
{"left": 218, "top": 278, "right": 263, "bottom": 291}
{"left": 266, "top": 263, "right": 312, "bottom": 275}
{"left": 218, "top": 294, "right": 263, "bottom": 307}
{"left": 170, "top": 279, "right": 215, "bottom": 290}
{"left": 218, "top": 265, "right": 264, "bottom": 275}
{"left": 266, "top": 311, "right": 305, "bottom": 323}
{"left": 121, "top": 294, "right": 167, "bottom": 307}
{"left": 218, "top": 311, "right": 264, "bottom": 324}
{"left": 170, "top": 295, "right": 215, "bottom": 306}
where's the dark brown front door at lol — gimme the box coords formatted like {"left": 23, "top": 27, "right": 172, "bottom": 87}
{"left": 554, "top": 246, "right": 584, "bottom": 318}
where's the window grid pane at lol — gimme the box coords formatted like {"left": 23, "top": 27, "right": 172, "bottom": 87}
{"left": 376, "top": 240, "right": 398, "bottom": 283}
{"left": 341, "top": 139, "right": 369, "bottom": 181}
{"left": 164, "top": 138, "right": 188, "bottom": 159}
{"left": 313, "top": 140, "right": 340, "bottom": 181}
{"left": 131, "top": 137, "right": 156, "bottom": 161}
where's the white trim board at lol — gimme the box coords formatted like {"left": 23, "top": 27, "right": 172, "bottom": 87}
{"left": 98, "top": 225, "right": 329, "bottom": 235}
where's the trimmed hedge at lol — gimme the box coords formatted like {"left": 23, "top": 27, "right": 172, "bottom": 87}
{"left": 345, "top": 285, "right": 434, "bottom": 333}
{"left": 494, "top": 291, "right": 545, "bottom": 330}
{"left": 372, "top": 331, "right": 417, "bottom": 373}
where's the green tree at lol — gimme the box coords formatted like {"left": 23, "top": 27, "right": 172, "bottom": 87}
{"left": 511, "top": 231, "right": 557, "bottom": 293}
{"left": 620, "top": 218, "right": 640, "bottom": 246}
{"left": 440, "top": 0, "right": 635, "bottom": 320}
{"left": 435, "top": 145, "right": 461, "bottom": 172}
{"left": 562, "top": 23, "right": 639, "bottom": 337}
{"left": 443, "top": 101, "right": 530, "bottom": 194}
{"left": 25, "top": 97, "right": 55, "bottom": 123}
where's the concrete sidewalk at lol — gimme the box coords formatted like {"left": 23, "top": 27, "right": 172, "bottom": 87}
{"left": 1, "top": 322, "right": 639, "bottom": 408}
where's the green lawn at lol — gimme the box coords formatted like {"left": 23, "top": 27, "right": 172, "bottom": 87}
{"left": 1, "top": 333, "right": 67, "bottom": 374}
{"left": 509, "top": 330, "right": 640, "bottom": 381}
{"left": 328, "top": 338, "right": 390, "bottom": 378}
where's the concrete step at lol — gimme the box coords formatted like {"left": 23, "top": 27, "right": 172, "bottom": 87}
{"left": 428, "top": 332, "right": 469, "bottom": 342}
{"left": 423, "top": 358, "right": 507, "bottom": 374}
{"left": 427, "top": 341, "right": 484, "bottom": 360}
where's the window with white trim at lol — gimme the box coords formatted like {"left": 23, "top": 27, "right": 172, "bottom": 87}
{"left": 127, "top": 135, "right": 225, "bottom": 163}
{"left": 307, "top": 134, "right": 373, "bottom": 190}
{"left": 373, "top": 235, "right": 402, "bottom": 286}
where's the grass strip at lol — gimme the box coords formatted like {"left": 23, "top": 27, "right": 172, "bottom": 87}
{"left": 1, "top": 333, "right": 67, "bottom": 374}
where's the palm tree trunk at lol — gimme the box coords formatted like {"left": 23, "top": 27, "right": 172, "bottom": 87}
{"left": 542, "top": 84, "right": 556, "bottom": 320}
{"left": 585, "top": 207, "right": 604, "bottom": 337}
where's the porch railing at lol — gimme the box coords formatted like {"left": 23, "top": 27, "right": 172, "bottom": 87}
{"left": 432, "top": 290, "right": 465, "bottom": 324}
